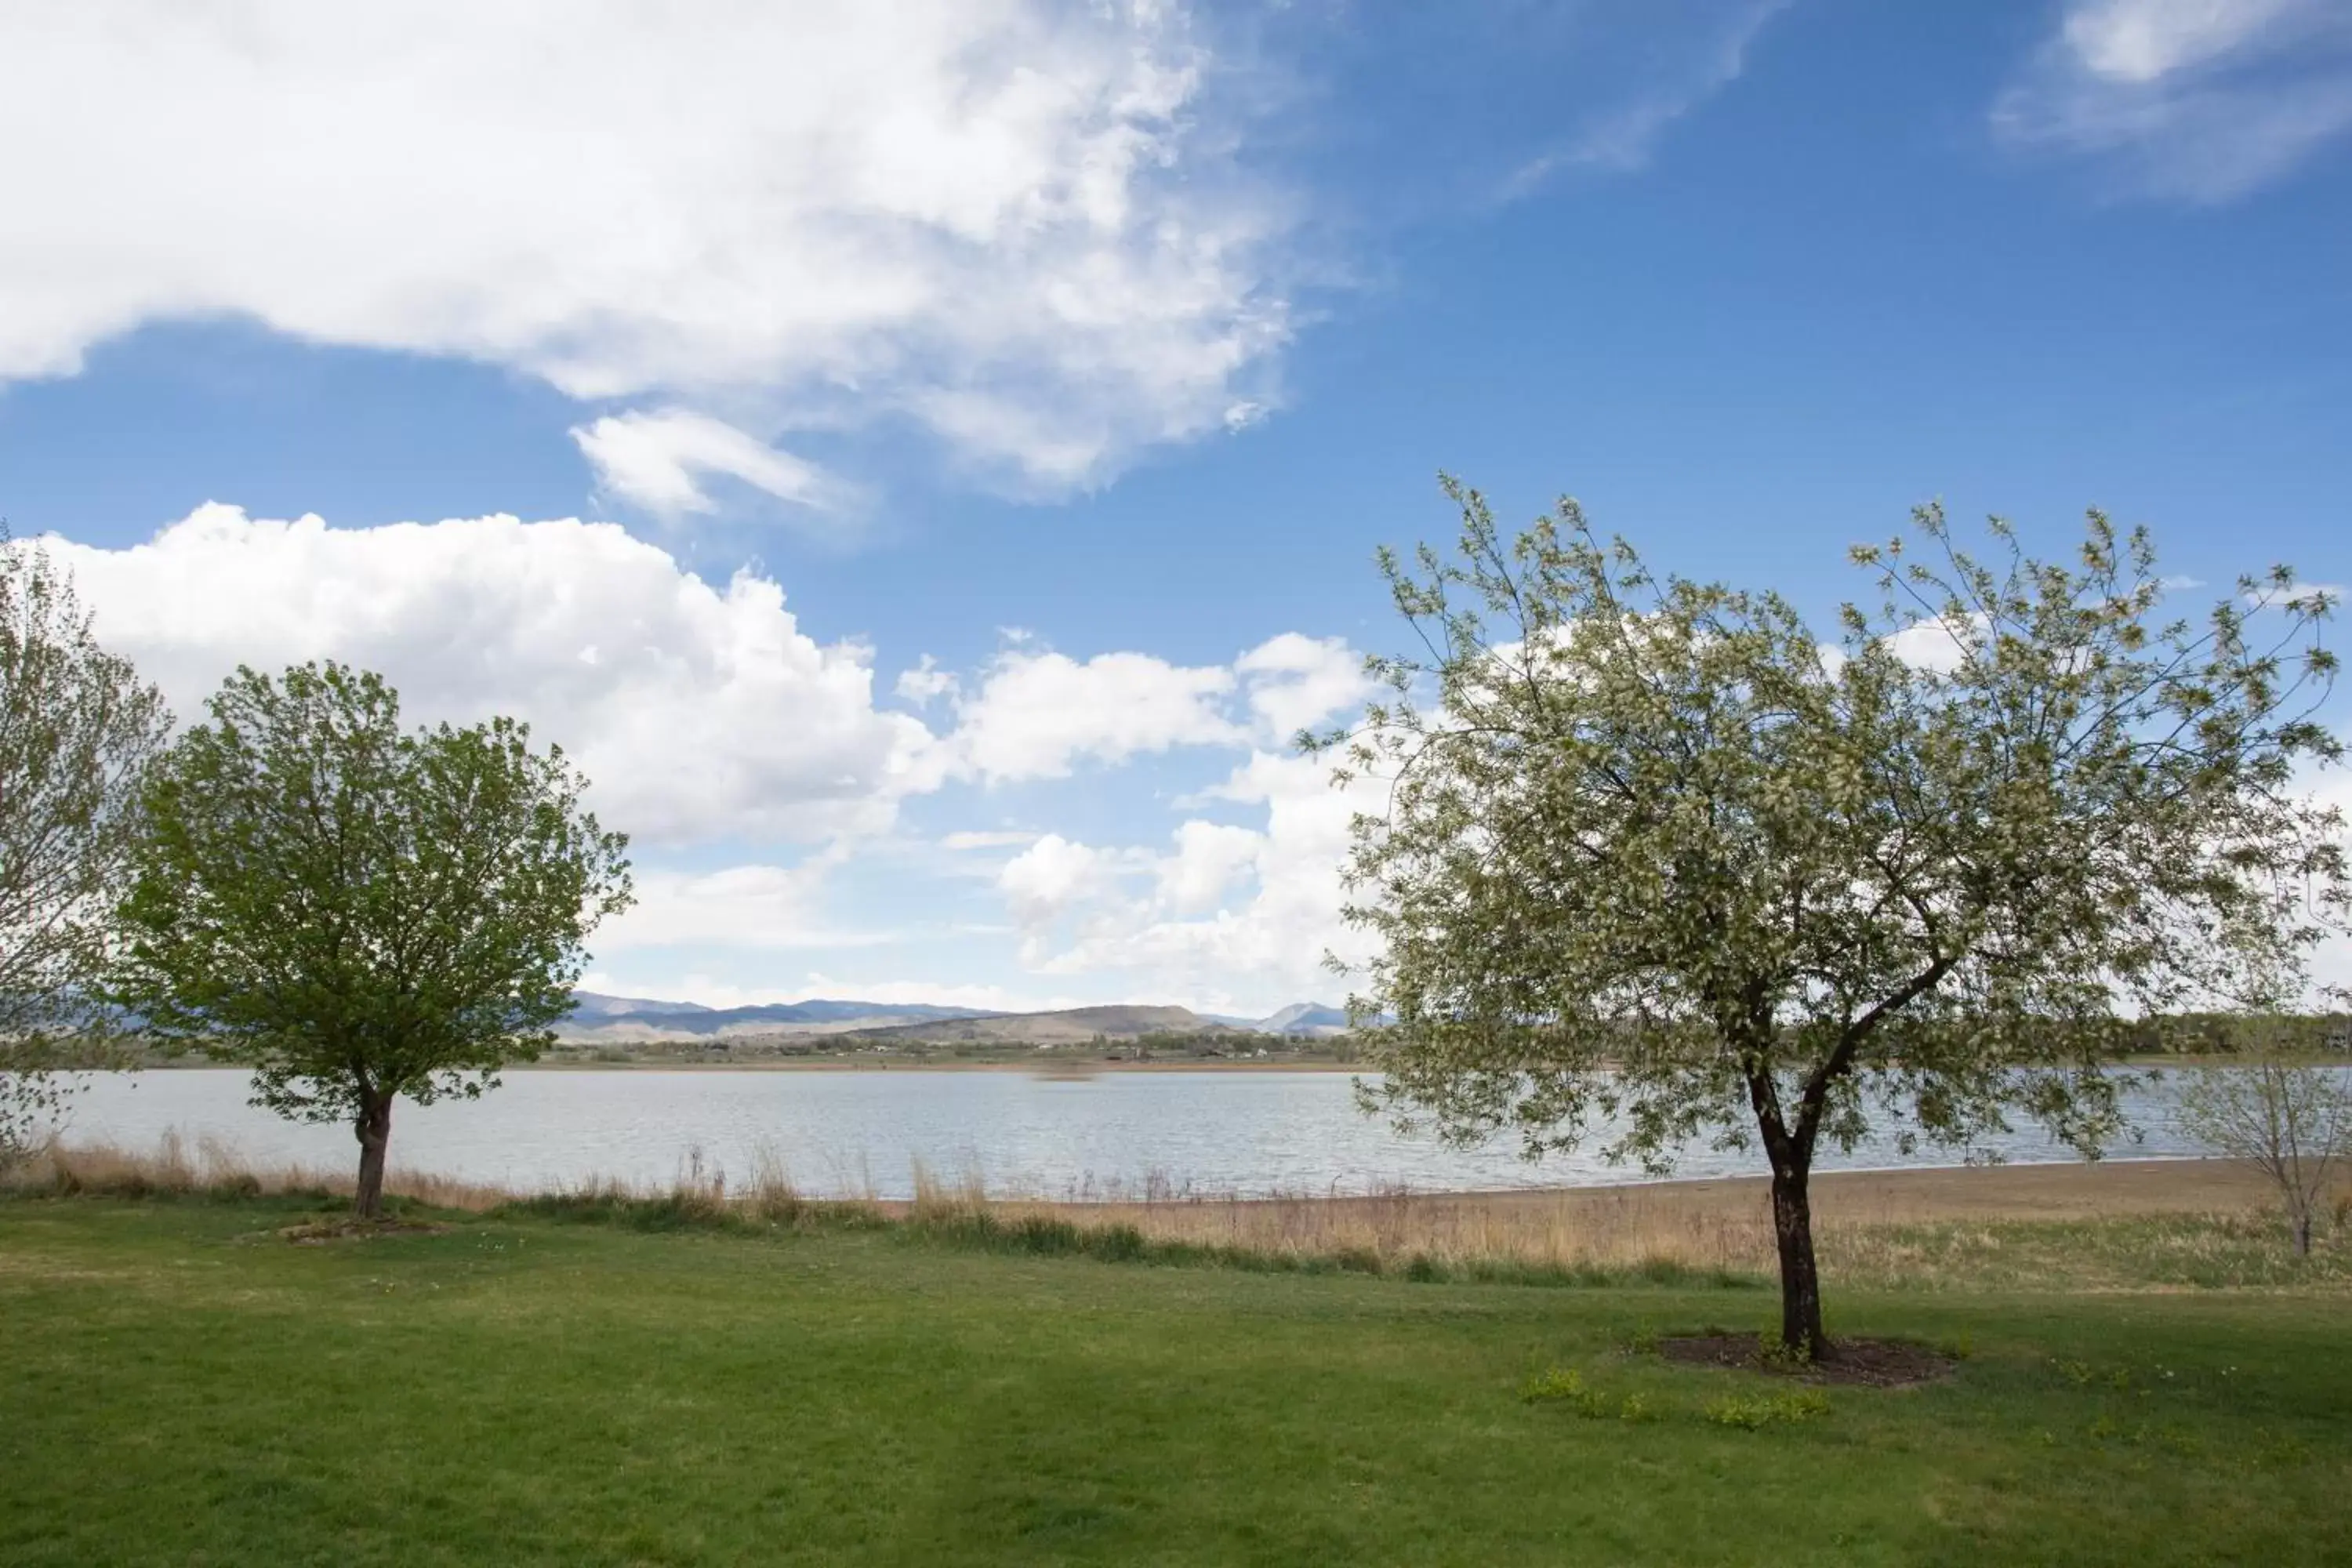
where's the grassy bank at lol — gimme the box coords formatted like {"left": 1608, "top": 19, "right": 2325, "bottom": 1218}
{"left": 5, "top": 1192, "right": 2350, "bottom": 1565}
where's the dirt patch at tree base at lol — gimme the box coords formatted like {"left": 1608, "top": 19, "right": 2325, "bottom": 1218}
{"left": 1658, "top": 1334, "right": 1955, "bottom": 1388}
{"left": 274, "top": 1218, "right": 452, "bottom": 1245}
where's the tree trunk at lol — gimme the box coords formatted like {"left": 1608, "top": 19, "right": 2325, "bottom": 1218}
{"left": 354, "top": 1090, "right": 393, "bottom": 1220}
{"left": 1769, "top": 1163, "right": 1827, "bottom": 1359}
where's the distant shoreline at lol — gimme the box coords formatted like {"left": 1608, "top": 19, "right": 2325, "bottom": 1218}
{"left": 101, "top": 1052, "right": 2294, "bottom": 1076}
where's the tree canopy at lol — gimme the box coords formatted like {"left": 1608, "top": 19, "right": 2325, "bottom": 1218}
{"left": 1331, "top": 481, "right": 2346, "bottom": 1353}
{"left": 110, "top": 662, "right": 633, "bottom": 1215}
{"left": 0, "top": 528, "right": 170, "bottom": 1156}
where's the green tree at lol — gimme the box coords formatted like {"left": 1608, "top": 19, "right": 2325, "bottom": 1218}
{"left": 1330, "top": 481, "right": 2346, "bottom": 1356}
{"left": 1, "top": 527, "right": 171, "bottom": 1157}
{"left": 111, "top": 662, "right": 633, "bottom": 1217}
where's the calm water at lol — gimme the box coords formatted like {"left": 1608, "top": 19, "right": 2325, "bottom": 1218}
{"left": 50, "top": 1067, "right": 2224, "bottom": 1198}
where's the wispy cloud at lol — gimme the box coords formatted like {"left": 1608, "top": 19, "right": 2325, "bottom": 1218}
{"left": 572, "top": 409, "right": 855, "bottom": 524}
{"left": 1992, "top": 0, "right": 2352, "bottom": 201}
{"left": 1502, "top": 0, "right": 1793, "bottom": 196}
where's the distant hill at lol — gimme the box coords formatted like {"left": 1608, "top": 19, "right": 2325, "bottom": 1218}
{"left": 559, "top": 993, "right": 1364, "bottom": 1044}
{"left": 1256, "top": 1002, "right": 1351, "bottom": 1037}
{"left": 833, "top": 1004, "right": 1208, "bottom": 1047}
{"left": 558, "top": 993, "right": 999, "bottom": 1040}
{"left": 568, "top": 991, "right": 715, "bottom": 1020}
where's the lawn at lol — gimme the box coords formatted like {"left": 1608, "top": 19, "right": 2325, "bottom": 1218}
{"left": 2, "top": 1196, "right": 2347, "bottom": 1566}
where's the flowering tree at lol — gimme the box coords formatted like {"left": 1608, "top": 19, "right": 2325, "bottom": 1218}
{"left": 1332, "top": 481, "right": 2345, "bottom": 1356}
{"left": 0, "top": 528, "right": 169, "bottom": 1156}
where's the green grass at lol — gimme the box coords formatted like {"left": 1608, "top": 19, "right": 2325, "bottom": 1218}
{"left": 3, "top": 1196, "right": 2349, "bottom": 1566}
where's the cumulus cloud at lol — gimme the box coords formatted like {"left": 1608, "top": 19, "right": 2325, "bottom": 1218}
{"left": 1879, "top": 613, "right": 1981, "bottom": 675}
{"left": 1154, "top": 820, "right": 1264, "bottom": 916}
{"left": 38, "top": 509, "right": 1376, "bottom": 854}
{"left": 994, "top": 750, "right": 1381, "bottom": 1008}
{"left": 0, "top": 1, "right": 1293, "bottom": 492}
{"left": 24, "top": 504, "right": 1396, "bottom": 1008}
{"left": 998, "top": 833, "right": 1131, "bottom": 927}
{"left": 38, "top": 506, "right": 938, "bottom": 844}
{"left": 1234, "top": 633, "right": 1377, "bottom": 742}
{"left": 942, "top": 632, "right": 1373, "bottom": 782}
{"left": 948, "top": 648, "right": 1246, "bottom": 782}
{"left": 1993, "top": 0, "right": 2352, "bottom": 200}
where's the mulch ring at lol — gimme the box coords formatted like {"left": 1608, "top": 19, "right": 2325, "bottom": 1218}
{"left": 275, "top": 1217, "right": 452, "bottom": 1245}
{"left": 1658, "top": 1334, "right": 1956, "bottom": 1388}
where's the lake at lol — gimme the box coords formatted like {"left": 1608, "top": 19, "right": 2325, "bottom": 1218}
{"left": 48, "top": 1066, "right": 2229, "bottom": 1199}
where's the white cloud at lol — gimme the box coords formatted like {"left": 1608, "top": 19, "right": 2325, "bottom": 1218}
{"left": 1156, "top": 821, "right": 1263, "bottom": 916}
{"left": 2240, "top": 580, "right": 2346, "bottom": 612}
{"left": 996, "top": 749, "right": 1381, "bottom": 1009}
{"left": 1881, "top": 614, "right": 1980, "bottom": 675}
{"left": 1235, "top": 632, "right": 1377, "bottom": 741}
{"left": 25, "top": 503, "right": 1399, "bottom": 1011}
{"left": 998, "top": 834, "right": 1130, "bottom": 926}
{"left": 34, "top": 508, "right": 1379, "bottom": 859}
{"left": 2063, "top": 0, "right": 2310, "bottom": 82}
{"left": 572, "top": 410, "right": 847, "bottom": 521}
{"left": 948, "top": 647, "right": 1244, "bottom": 782}
{"left": 2306, "top": 757, "right": 2352, "bottom": 1003}
{"left": 0, "top": 1, "right": 1293, "bottom": 492}
{"left": 940, "top": 631, "right": 1371, "bottom": 782}
{"left": 941, "top": 829, "right": 1040, "bottom": 851}
{"left": 895, "top": 657, "right": 962, "bottom": 707}
{"left": 40, "top": 506, "right": 938, "bottom": 845}
{"left": 1993, "top": 0, "right": 2352, "bottom": 200}
{"left": 598, "top": 862, "right": 887, "bottom": 952}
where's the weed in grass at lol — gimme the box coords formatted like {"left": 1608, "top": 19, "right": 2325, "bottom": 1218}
{"left": 1753, "top": 1332, "right": 1815, "bottom": 1372}
{"left": 1703, "top": 1389, "right": 1831, "bottom": 1430}
{"left": 1616, "top": 1392, "right": 1661, "bottom": 1424}
{"left": 1519, "top": 1367, "right": 1615, "bottom": 1418}
{"left": 1519, "top": 1367, "right": 1667, "bottom": 1424}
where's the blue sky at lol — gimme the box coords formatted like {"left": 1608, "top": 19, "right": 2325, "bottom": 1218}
{"left": 3, "top": 0, "right": 2347, "bottom": 1013}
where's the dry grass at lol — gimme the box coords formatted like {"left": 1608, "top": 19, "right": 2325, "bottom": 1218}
{"left": 12, "top": 1137, "right": 2349, "bottom": 1291}
{"left": 0, "top": 1132, "right": 517, "bottom": 1211}
{"left": 988, "top": 1160, "right": 2347, "bottom": 1281}
{"left": 1021, "top": 1183, "right": 1773, "bottom": 1276}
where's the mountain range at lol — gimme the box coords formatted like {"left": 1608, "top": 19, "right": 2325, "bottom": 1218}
{"left": 562, "top": 993, "right": 1354, "bottom": 1042}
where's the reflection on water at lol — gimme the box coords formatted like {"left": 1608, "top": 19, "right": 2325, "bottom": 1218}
{"left": 55, "top": 1066, "right": 2223, "bottom": 1200}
